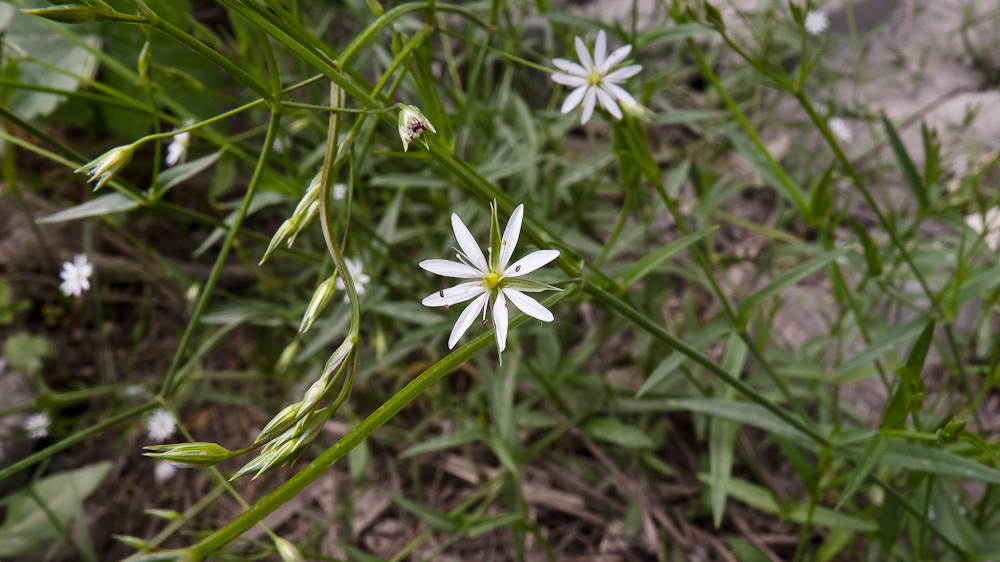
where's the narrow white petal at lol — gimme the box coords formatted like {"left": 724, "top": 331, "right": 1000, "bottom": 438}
{"left": 499, "top": 204, "right": 524, "bottom": 270}
{"left": 419, "top": 259, "right": 481, "bottom": 278}
{"left": 593, "top": 30, "right": 607, "bottom": 71}
{"left": 602, "top": 83, "right": 637, "bottom": 107}
{"left": 561, "top": 85, "right": 588, "bottom": 114}
{"left": 574, "top": 36, "right": 593, "bottom": 71}
{"left": 504, "top": 249, "right": 560, "bottom": 277}
{"left": 580, "top": 88, "right": 597, "bottom": 124}
{"left": 448, "top": 293, "right": 489, "bottom": 349}
{"left": 493, "top": 292, "right": 509, "bottom": 352}
{"left": 451, "top": 213, "right": 489, "bottom": 272}
{"left": 503, "top": 288, "right": 554, "bottom": 322}
{"left": 551, "top": 73, "right": 588, "bottom": 87}
{"left": 596, "top": 88, "right": 622, "bottom": 120}
{"left": 552, "top": 59, "right": 588, "bottom": 76}
{"left": 422, "top": 282, "right": 488, "bottom": 307}
{"left": 601, "top": 44, "right": 633, "bottom": 73}
{"left": 604, "top": 64, "right": 642, "bottom": 83}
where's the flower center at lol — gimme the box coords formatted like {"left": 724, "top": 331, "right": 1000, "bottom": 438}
{"left": 588, "top": 71, "right": 603, "bottom": 86}
{"left": 484, "top": 272, "right": 501, "bottom": 290}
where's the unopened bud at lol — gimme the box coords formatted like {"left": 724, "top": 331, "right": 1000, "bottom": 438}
{"left": 143, "top": 442, "right": 235, "bottom": 467}
{"left": 260, "top": 218, "right": 300, "bottom": 264}
{"left": 256, "top": 402, "right": 300, "bottom": 443}
{"left": 75, "top": 144, "right": 135, "bottom": 191}
{"left": 299, "top": 276, "right": 337, "bottom": 333}
{"left": 23, "top": 4, "right": 109, "bottom": 23}
{"left": 274, "top": 537, "right": 306, "bottom": 562}
{"left": 397, "top": 105, "right": 436, "bottom": 152}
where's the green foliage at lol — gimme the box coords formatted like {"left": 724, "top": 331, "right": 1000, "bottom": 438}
{"left": 4, "top": 332, "right": 52, "bottom": 374}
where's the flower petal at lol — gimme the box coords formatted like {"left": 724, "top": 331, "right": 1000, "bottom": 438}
{"left": 574, "top": 36, "right": 594, "bottom": 71}
{"left": 601, "top": 44, "right": 633, "bottom": 73}
{"left": 448, "top": 292, "right": 489, "bottom": 349}
{"left": 596, "top": 88, "right": 622, "bottom": 120}
{"left": 451, "top": 213, "right": 489, "bottom": 272}
{"left": 419, "top": 259, "right": 482, "bottom": 278}
{"left": 551, "top": 73, "right": 588, "bottom": 87}
{"left": 422, "top": 282, "right": 487, "bottom": 307}
{"left": 601, "top": 83, "right": 637, "bottom": 107}
{"left": 552, "top": 58, "right": 588, "bottom": 76}
{"left": 504, "top": 249, "right": 560, "bottom": 277}
{"left": 561, "top": 85, "right": 587, "bottom": 114}
{"left": 604, "top": 64, "right": 642, "bottom": 83}
{"left": 503, "top": 288, "right": 554, "bottom": 322}
{"left": 593, "top": 30, "right": 607, "bottom": 71}
{"left": 580, "top": 88, "right": 597, "bottom": 124}
{"left": 499, "top": 204, "right": 524, "bottom": 270}
{"left": 493, "top": 291, "right": 509, "bottom": 352}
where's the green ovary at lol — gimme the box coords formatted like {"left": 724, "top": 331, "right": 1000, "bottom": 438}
{"left": 484, "top": 272, "right": 501, "bottom": 290}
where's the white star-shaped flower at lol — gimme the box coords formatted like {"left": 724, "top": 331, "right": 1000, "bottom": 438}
{"left": 59, "top": 254, "right": 93, "bottom": 297}
{"left": 24, "top": 412, "right": 51, "bottom": 439}
{"left": 147, "top": 408, "right": 177, "bottom": 443}
{"left": 966, "top": 207, "right": 1000, "bottom": 252}
{"left": 335, "top": 258, "right": 372, "bottom": 301}
{"left": 419, "top": 203, "right": 561, "bottom": 358}
{"left": 828, "top": 117, "right": 852, "bottom": 143}
{"left": 551, "top": 30, "right": 642, "bottom": 124}
{"left": 805, "top": 10, "right": 829, "bottom": 35}
{"left": 166, "top": 130, "right": 190, "bottom": 167}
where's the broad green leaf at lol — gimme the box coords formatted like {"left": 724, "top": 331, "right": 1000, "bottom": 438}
{"left": 837, "top": 433, "right": 887, "bottom": 509}
{"left": 584, "top": 418, "right": 653, "bottom": 449}
{"left": 834, "top": 317, "right": 927, "bottom": 378}
{"left": 400, "top": 427, "right": 487, "bottom": 458}
{"left": 881, "top": 113, "right": 928, "bottom": 210}
{"left": 704, "top": 475, "right": 877, "bottom": 532}
{"left": 3, "top": 6, "right": 99, "bottom": 120}
{"left": 153, "top": 149, "right": 224, "bottom": 194}
{"left": 37, "top": 193, "right": 141, "bottom": 224}
{"left": 881, "top": 439, "right": 1000, "bottom": 484}
{"left": 737, "top": 249, "right": 847, "bottom": 326}
{"left": 3, "top": 332, "right": 52, "bottom": 374}
{"left": 0, "top": 462, "right": 111, "bottom": 557}
{"left": 619, "top": 227, "right": 717, "bottom": 288}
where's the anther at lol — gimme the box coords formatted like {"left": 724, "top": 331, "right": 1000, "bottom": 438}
{"left": 481, "top": 319, "right": 488, "bottom": 327}
{"left": 444, "top": 304, "right": 450, "bottom": 309}
{"left": 502, "top": 240, "right": 507, "bottom": 245}
{"left": 515, "top": 265, "right": 521, "bottom": 272}
{"left": 439, "top": 290, "right": 444, "bottom": 298}
{"left": 505, "top": 302, "right": 509, "bottom": 307}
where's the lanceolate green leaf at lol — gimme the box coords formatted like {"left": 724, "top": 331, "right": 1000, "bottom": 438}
{"left": 837, "top": 433, "right": 887, "bottom": 509}
{"left": 881, "top": 113, "right": 928, "bottom": 210}
{"left": 737, "top": 249, "right": 847, "bottom": 326}
{"left": 618, "top": 227, "right": 717, "bottom": 288}
{"left": 37, "top": 193, "right": 141, "bottom": 223}
{"left": 834, "top": 317, "right": 928, "bottom": 378}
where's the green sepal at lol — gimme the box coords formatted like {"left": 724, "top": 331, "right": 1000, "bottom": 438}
{"left": 501, "top": 278, "right": 561, "bottom": 293}
{"left": 489, "top": 200, "right": 502, "bottom": 272}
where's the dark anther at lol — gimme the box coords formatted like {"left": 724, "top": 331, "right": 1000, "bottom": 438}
{"left": 439, "top": 290, "right": 444, "bottom": 298}
{"left": 515, "top": 265, "right": 521, "bottom": 272}
{"left": 481, "top": 319, "right": 488, "bottom": 327}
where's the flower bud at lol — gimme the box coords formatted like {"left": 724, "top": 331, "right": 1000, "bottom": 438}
{"left": 260, "top": 217, "right": 300, "bottom": 265}
{"left": 274, "top": 537, "right": 306, "bottom": 562}
{"left": 142, "top": 442, "right": 235, "bottom": 467}
{"left": 299, "top": 276, "right": 337, "bottom": 333}
{"left": 23, "top": 4, "right": 112, "bottom": 23}
{"left": 75, "top": 144, "right": 135, "bottom": 191}
{"left": 255, "top": 402, "right": 300, "bottom": 443}
{"left": 397, "top": 104, "right": 436, "bottom": 152}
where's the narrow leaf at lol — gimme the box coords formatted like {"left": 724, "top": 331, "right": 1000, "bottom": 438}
{"left": 835, "top": 317, "right": 927, "bottom": 378}
{"left": 153, "top": 149, "right": 223, "bottom": 193}
{"left": 848, "top": 219, "right": 883, "bottom": 276}
{"left": 619, "top": 227, "right": 717, "bottom": 288}
{"left": 37, "top": 193, "right": 141, "bottom": 223}
{"left": 837, "top": 433, "right": 887, "bottom": 509}
{"left": 737, "top": 249, "right": 847, "bottom": 325}
{"left": 881, "top": 113, "right": 928, "bottom": 210}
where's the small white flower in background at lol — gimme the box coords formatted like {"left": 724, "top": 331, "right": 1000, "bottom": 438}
{"left": 398, "top": 105, "right": 436, "bottom": 152}
{"left": 154, "top": 461, "right": 177, "bottom": 483}
{"left": 966, "top": 207, "right": 1000, "bottom": 252}
{"left": 59, "top": 254, "right": 94, "bottom": 297}
{"left": 333, "top": 183, "right": 348, "bottom": 201}
{"left": 272, "top": 136, "right": 291, "bottom": 154}
{"left": 165, "top": 129, "right": 190, "bottom": 167}
{"left": 419, "top": 202, "right": 561, "bottom": 360}
{"left": 336, "top": 258, "right": 371, "bottom": 302}
{"left": 551, "top": 30, "right": 642, "bottom": 124}
{"left": 146, "top": 408, "right": 177, "bottom": 443}
{"left": 75, "top": 144, "right": 135, "bottom": 190}
{"left": 805, "top": 10, "right": 829, "bottom": 35}
{"left": 834, "top": 239, "right": 850, "bottom": 265}
{"left": 828, "top": 117, "right": 852, "bottom": 143}
{"left": 24, "top": 412, "right": 51, "bottom": 439}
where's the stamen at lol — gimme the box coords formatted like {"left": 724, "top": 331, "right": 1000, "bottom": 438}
{"left": 481, "top": 319, "right": 488, "bottom": 327}
{"left": 502, "top": 240, "right": 507, "bottom": 245}
{"left": 439, "top": 290, "right": 444, "bottom": 298}
{"left": 515, "top": 265, "right": 521, "bottom": 272}
{"left": 444, "top": 304, "right": 450, "bottom": 309}
{"left": 505, "top": 302, "right": 509, "bottom": 307}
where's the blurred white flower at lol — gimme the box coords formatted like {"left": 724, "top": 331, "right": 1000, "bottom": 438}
{"left": 828, "top": 117, "right": 852, "bottom": 143}
{"left": 551, "top": 30, "right": 642, "bottom": 124}
{"left": 397, "top": 105, "right": 436, "bottom": 152}
{"left": 333, "top": 183, "right": 348, "bottom": 201}
{"left": 805, "top": 10, "right": 829, "bottom": 35}
{"left": 24, "top": 412, "right": 51, "bottom": 439}
{"left": 147, "top": 408, "right": 177, "bottom": 443}
{"left": 336, "top": 258, "right": 371, "bottom": 302}
{"left": 165, "top": 130, "right": 190, "bottom": 167}
{"left": 419, "top": 203, "right": 561, "bottom": 357}
{"left": 966, "top": 207, "right": 1000, "bottom": 252}
{"left": 59, "top": 254, "right": 93, "bottom": 297}
{"left": 155, "top": 461, "right": 177, "bottom": 482}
